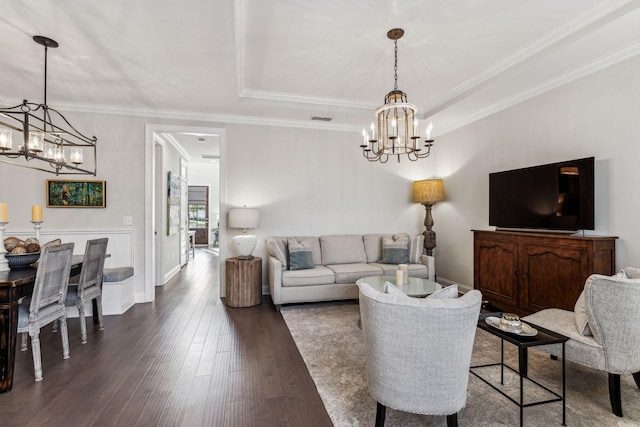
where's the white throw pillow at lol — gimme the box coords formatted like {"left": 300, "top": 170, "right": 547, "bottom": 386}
{"left": 426, "top": 284, "right": 458, "bottom": 299}
{"left": 384, "top": 281, "right": 405, "bottom": 296}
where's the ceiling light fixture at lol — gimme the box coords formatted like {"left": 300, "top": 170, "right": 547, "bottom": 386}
{"left": 0, "top": 36, "right": 97, "bottom": 175}
{"left": 360, "top": 29, "right": 435, "bottom": 163}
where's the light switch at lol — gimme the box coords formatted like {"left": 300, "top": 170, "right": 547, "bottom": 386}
{"left": 123, "top": 216, "right": 133, "bottom": 225}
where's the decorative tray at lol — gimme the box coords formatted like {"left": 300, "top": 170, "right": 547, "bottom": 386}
{"left": 485, "top": 316, "right": 537, "bottom": 337}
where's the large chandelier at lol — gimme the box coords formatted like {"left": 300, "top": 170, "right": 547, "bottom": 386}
{"left": 0, "top": 36, "right": 97, "bottom": 175}
{"left": 361, "top": 29, "right": 434, "bottom": 163}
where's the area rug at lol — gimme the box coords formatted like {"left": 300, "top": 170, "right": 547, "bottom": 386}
{"left": 282, "top": 301, "right": 640, "bottom": 427}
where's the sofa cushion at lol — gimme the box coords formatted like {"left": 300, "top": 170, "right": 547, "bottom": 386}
{"left": 325, "top": 263, "right": 382, "bottom": 284}
{"left": 282, "top": 266, "right": 335, "bottom": 287}
{"left": 320, "top": 235, "right": 366, "bottom": 265}
{"left": 267, "top": 238, "right": 288, "bottom": 269}
{"left": 288, "top": 237, "right": 314, "bottom": 270}
{"left": 363, "top": 234, "right": 389, "bottom": 263}
{"left": 409, "top": 235, "right": 424, "bottom": 264}
{"left": 369, "top": 263, "right": 429, "bottom": 278}
{"left": 380, "top": 234, "right": 409, "bottom": 264}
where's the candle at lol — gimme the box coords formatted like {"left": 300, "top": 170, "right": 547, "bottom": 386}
{"left": 370, "top": 121, "right": 375, "bottom": 140}
{"left": 0, "top": 203, "right": 7, "bottom": 222}
{"left": 396, "top": 269, "right": 404, "bottom": 286}
{"left": 32, "top": 205, "right": 43, "bottom": 222}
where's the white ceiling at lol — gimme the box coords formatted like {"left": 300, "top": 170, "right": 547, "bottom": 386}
{"left": 1, "top": 0, "right": 639, "bottom": 159}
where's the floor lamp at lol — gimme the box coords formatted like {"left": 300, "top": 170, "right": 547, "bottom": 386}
{"left": 413, "top": 179, "right": 445, "bottom": 256}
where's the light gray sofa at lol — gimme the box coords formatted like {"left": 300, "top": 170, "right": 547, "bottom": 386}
{"left": 266, "top": 233, "right": 434, "bottom": 311}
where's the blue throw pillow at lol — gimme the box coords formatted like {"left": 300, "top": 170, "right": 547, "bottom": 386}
{"left": 288, "top": 238, "right": 314, "bottom": 270}
{"left": 380, "top": 234, "right": 409, "bottom": 264}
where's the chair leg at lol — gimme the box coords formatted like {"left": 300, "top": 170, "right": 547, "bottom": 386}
{"left": 78, "top": 302, "right": 88, "bottom": 344}
{"left": 30, "top": 331, "right": 43, "bottom": 382}
{"left": 95, "top": 296, "right": 104, "bottom": 330}
{"left": 447, "top": 413, "right": 459, "bottom": 427}
{"left": 633, "top": 372, "right": 640, "bottom": 390}
{"left": 608, "top": 373, "right": 623, "bottom": 417}
{"left": 375, "top": 402, "right": 386, "bottom": 427}
{"left": 59, "top": 317, "right": 71, "bottom": 359}
{"left": 51, "top": 318, "right": 58, "bottom": 333}
{"left": 21, "top": 332, "right": 28, "bottom": 351}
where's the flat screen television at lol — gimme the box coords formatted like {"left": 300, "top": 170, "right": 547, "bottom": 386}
{"left": 489, "top": 157, "right": 595, "bottom": 231}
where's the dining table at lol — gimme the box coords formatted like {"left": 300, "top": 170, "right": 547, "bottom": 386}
{"left": 0, "top": 254, "right": 85, "bottom": 393}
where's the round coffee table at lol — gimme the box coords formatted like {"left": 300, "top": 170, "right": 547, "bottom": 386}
{"left": 356, "top": 275, "right": 442, "bottom": 297}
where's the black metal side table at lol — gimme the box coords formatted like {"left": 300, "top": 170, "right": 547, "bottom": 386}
{"left": 471, "top": 313, "right": 569, "bottom": 427}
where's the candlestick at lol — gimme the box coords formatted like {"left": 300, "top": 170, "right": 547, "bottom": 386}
{"left": 32, "top": 221, "right": 43, "bottom": 242}
{"left": 31, "top": 205, "right": 43, "bottom": 222}
{"left": 0, "top": 221, "right": 9, "bottom": 272}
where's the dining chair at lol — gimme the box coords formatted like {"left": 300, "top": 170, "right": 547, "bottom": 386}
{"left": 18, "top": 242, "right": 75, "bottom": 381}
{"left": 65, "top": 237, "right": 108, "bottom": 344}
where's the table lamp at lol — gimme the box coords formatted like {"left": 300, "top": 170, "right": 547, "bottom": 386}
{"left": 228, "top": 207, "right": 260, "bottom": 259}
{"left": 413, "top": 179, "right": 445, "bottom": 256}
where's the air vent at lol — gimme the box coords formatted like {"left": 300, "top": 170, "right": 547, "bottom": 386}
{"left": 200, "top": 154, "right": 220, "bottom": 159}
{"left": 311, "top": 116, "right": 332, "bottom": 121}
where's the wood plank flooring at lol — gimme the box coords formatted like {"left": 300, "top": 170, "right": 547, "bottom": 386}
{"left": 0, "top": 249, "right": 332, "bottom": 427}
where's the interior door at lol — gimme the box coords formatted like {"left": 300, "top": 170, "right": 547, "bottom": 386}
{"left": 188, "top": 186, "right": 209, "bottom": 245}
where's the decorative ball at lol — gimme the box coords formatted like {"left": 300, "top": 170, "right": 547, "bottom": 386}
{"left": 26, "top": 243, "right": 41, "bottom": 253}
{"left": 25, "top": 237, "right": 40, "bottom": 246}
{"left": 4, "top": 237, "right": 23, "bottom": 252}
{"left": 10, "top": 245, "right": 27, "bottom": 254}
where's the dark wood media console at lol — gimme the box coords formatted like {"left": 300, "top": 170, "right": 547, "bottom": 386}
{"left": 473, "top": 230, "right": 617, "bottom": 316}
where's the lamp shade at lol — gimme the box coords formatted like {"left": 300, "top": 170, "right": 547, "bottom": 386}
{"left": 413, "top": 179, "right": 445, "bottom": 204}
{"left": 228, "top": 207, "right": 260, "bottom": 230}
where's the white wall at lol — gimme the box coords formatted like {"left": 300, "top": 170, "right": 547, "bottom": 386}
{"left": 432, "top": 55, "right": 640, "bottom": 288}
{"left": 4, "top": 55, "right": 637, "bottom": 302}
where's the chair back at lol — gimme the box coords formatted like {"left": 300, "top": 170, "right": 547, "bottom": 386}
{"left": 585, "top": 274, "right": 640, "bottom": 373}
{"left": 358, "top": 282, "right": 482, "bottom": 416}
{"left": 30, "top": 243, "right": 75, "bottom": 316}
{"left": 76, "top": 238, "right": 108, "bottom": 299}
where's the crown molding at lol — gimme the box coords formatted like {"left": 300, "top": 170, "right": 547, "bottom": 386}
{"left": 420, "top": 0, "right": 639, "bottom": 118}
{"left": 238, "top": 88, "right": 376, "bottom": 110}
{"left": 435, "top": 40, "right": 640, "bottom": 136}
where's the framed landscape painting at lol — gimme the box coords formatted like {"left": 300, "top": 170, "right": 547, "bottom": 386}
{"left": 46, "top": 179, "right": 106, "bottom": 208}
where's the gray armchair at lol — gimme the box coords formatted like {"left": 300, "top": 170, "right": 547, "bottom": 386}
{"left": 358, "top": 282, "right": 482, "bottom": 427}
{"left": 523, "top": 268, "right": 640, "bottom": 417}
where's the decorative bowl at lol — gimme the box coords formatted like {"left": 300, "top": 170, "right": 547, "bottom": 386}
{"left": 5, "top": 252, "right": 40, "bottom": 269}
{"left": 499, "top": 313, "right": 523, "bottom": 333}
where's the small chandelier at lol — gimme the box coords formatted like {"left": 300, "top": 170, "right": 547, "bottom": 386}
{"left": 0, "top": 36, "right": 97, "bottom": 175}
{"left": 361, "top": 28, "right": 435, "bottom": 163}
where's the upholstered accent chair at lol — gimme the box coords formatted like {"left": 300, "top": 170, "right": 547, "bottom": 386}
{"left": 18, "top": 242, "right": 75, "bottom": 381}
{"left": 523, "top": 268, "right": 640, "bottom": 417}
{"left": 65, "top": 237, "right": 108, "bottom": 343}
{"left": 358, "top": 281, "right": 482, "bottom": 427}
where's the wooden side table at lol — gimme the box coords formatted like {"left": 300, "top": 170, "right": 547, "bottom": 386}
{"left": 225, "top": 257, "right": 262, "bottom": 307}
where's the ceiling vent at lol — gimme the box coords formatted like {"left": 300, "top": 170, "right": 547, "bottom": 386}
{"left": 200, "top": 154, "right": 220, "bottom": 159}
{"left": 311, "top": 116, "right": 332, "bottom": 121}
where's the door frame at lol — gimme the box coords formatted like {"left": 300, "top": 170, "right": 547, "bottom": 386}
{"left": 145, "top": 123, "right": 227, "bottom": 302}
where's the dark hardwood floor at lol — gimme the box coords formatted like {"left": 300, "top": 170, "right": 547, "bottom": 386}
{"left": 0, "top": 249, "right": 332, "bottom": 427}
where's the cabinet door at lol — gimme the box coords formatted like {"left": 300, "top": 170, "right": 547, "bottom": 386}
{"left": 522, "top": 244, "right": 588, "bottom": 312}
{"left": 475, "top": 239, "right": 519, "bottom": 308}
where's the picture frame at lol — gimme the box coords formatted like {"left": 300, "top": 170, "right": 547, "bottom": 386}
{"left": 46, "top": 179, "right": 106, "bottom": 208}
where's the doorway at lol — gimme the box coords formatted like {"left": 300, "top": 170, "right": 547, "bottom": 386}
{"left": 145, "top": 123, "right": 226, "bottom": 302}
